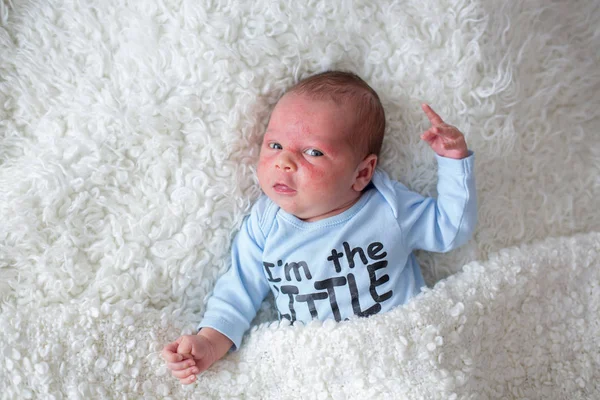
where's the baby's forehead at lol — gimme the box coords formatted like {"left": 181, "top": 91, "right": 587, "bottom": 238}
{"left": 279, "top": 94, "right": 357, "bottom": 124}
{"left": 274, "top": 92, "right": 359, "bottom": 124}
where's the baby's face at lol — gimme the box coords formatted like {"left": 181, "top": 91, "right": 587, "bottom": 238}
{"left": 257, "top": 93, "right": 367, "bottom": 222}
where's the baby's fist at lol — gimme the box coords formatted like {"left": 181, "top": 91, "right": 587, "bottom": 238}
{"left": 162, "top": 335, "right": 213, "bottom": 384}
{"left": 420, "top": 104, "right": 469, "bottom": 159}
{"left": 162, "top": 328, "right": 233, "bottom": 385}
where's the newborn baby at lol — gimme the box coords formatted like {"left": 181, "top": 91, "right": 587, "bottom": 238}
{"left": 162, "top": 70, "right": 477, "bottom": 384}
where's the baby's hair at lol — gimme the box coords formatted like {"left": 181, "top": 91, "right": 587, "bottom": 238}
{"left": 285, "top": 70, "right": 385, "bottom": 157}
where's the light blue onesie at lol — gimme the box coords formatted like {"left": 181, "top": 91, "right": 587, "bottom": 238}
{"left": 199, "top": 153, "right": 477, "bottom": 349}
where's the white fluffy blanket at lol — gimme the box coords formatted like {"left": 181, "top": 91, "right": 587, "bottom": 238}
{"left": 1, "top": 0, "right": 599, "bottom": 399}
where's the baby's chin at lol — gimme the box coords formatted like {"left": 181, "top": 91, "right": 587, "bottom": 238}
{"left": 266, "top": 196, "right": 315, "bottom": 221}
{"left": 270, "top": 198, "right": 302, "bottom": 217}
{"left": 267, "top": 192, "right": 360, "bottom": 222}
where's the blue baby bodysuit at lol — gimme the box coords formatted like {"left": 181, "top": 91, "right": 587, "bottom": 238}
{"left": 199, "top": 153, "right": 477, "bottom": 349}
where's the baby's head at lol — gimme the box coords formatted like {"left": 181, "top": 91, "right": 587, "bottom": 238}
{"left": 285, "top": 71, "right": 386, "bottom": 158}
{"left": 257, "top": 71, "right": 386, "bottom": 222}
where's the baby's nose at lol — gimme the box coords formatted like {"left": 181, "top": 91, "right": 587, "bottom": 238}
{"left": 275, "top": 153, "right": 297, "bottom": 172}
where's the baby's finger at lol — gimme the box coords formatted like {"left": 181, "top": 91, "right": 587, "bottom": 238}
{"left": 422, "top": 104, "right": 444, "bottom": 125}
{"left": 162, "top": 342, "right": 183, "bottom": 363}
{"left": 167, "top": 358, "right": 197, "bottom": 372}
{"left": 420, "top": 130, "right": 437, "bottom": 142}
{"left": 172, "top": 366, "right": 200, "bottom": 380}
{"left": 177, "top": 336, "right": 195, "bottom": 356}
{"left": 180, "top": 374, "right": 197, "bottom": 385}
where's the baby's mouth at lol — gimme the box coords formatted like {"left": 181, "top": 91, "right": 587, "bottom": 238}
{"left": 273, "top": 183, "right": 296, "bottom": 194}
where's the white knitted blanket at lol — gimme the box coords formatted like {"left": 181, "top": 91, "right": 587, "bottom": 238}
{"left": 1, "top": 1, "right": 599, "bottom": 399}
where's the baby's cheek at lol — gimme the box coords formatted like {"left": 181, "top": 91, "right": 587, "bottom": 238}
{"left": 256, "top": 158, "right": 269, "bottom": 179}
{"left": 301, "top": 162, "right": 325, "bottom": 179}
{"left": 302, "top": 168, "right": 331, "bottom": 192}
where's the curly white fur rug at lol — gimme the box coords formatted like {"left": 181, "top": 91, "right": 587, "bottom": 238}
{"left": 1, "top": 0, "right": 599, "bottom": 399}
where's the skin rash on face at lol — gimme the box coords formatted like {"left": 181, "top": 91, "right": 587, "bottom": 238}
{"left": 256, "top": 93, "right": 377, "bottom": 222}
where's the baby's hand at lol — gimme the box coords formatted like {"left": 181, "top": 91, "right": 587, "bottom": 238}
{"left": 420, "top": 104, "right": 469, "bottom": 159}
{"left": 161, "top": 328, "right": 233, "bottom": 385}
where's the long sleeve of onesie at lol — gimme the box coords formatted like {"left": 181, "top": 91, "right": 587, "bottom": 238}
{"left": 373, "top": 152, "right": 477, "bottom": 252}
{"left": 197, "top": 197, "right": 273, "bottom": 350}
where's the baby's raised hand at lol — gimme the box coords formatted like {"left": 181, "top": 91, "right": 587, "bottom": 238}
{"left": 162, "top": 328, "right": 233, "bottom": 385}
{"left": 420, "top": 104, "right": 469, "bottom": 159}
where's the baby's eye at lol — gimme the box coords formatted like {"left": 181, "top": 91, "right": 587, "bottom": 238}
{"left": 268, "top": 142, "right": 282, "bottom": 150}
{"left": 304, "top": 148, "right": 324, "bottom": 157}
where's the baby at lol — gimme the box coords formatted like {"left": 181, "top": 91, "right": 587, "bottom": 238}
{"left": 162, "top": 71, "right": 477, "bottom": 384}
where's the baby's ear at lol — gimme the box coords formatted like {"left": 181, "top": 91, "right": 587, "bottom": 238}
{"left": 352, "top": 154, "right": 378, "bottom": 191}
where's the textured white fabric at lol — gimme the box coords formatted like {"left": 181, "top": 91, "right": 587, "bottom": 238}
{"left": 0, "top": 0, "right": 599, "bottom": 398}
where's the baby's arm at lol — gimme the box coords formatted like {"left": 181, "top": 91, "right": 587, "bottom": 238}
{"left": 388, "top": 104, "right": 477, "bottom": 252}
{"left": 162, "top": 197, "right": 273, "bottom": 381}
{"left": 197, "top": 198, "right": 272, "bottom": 350}
{"left": 162, "top": 328, "right": 233, "bottom": 385}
